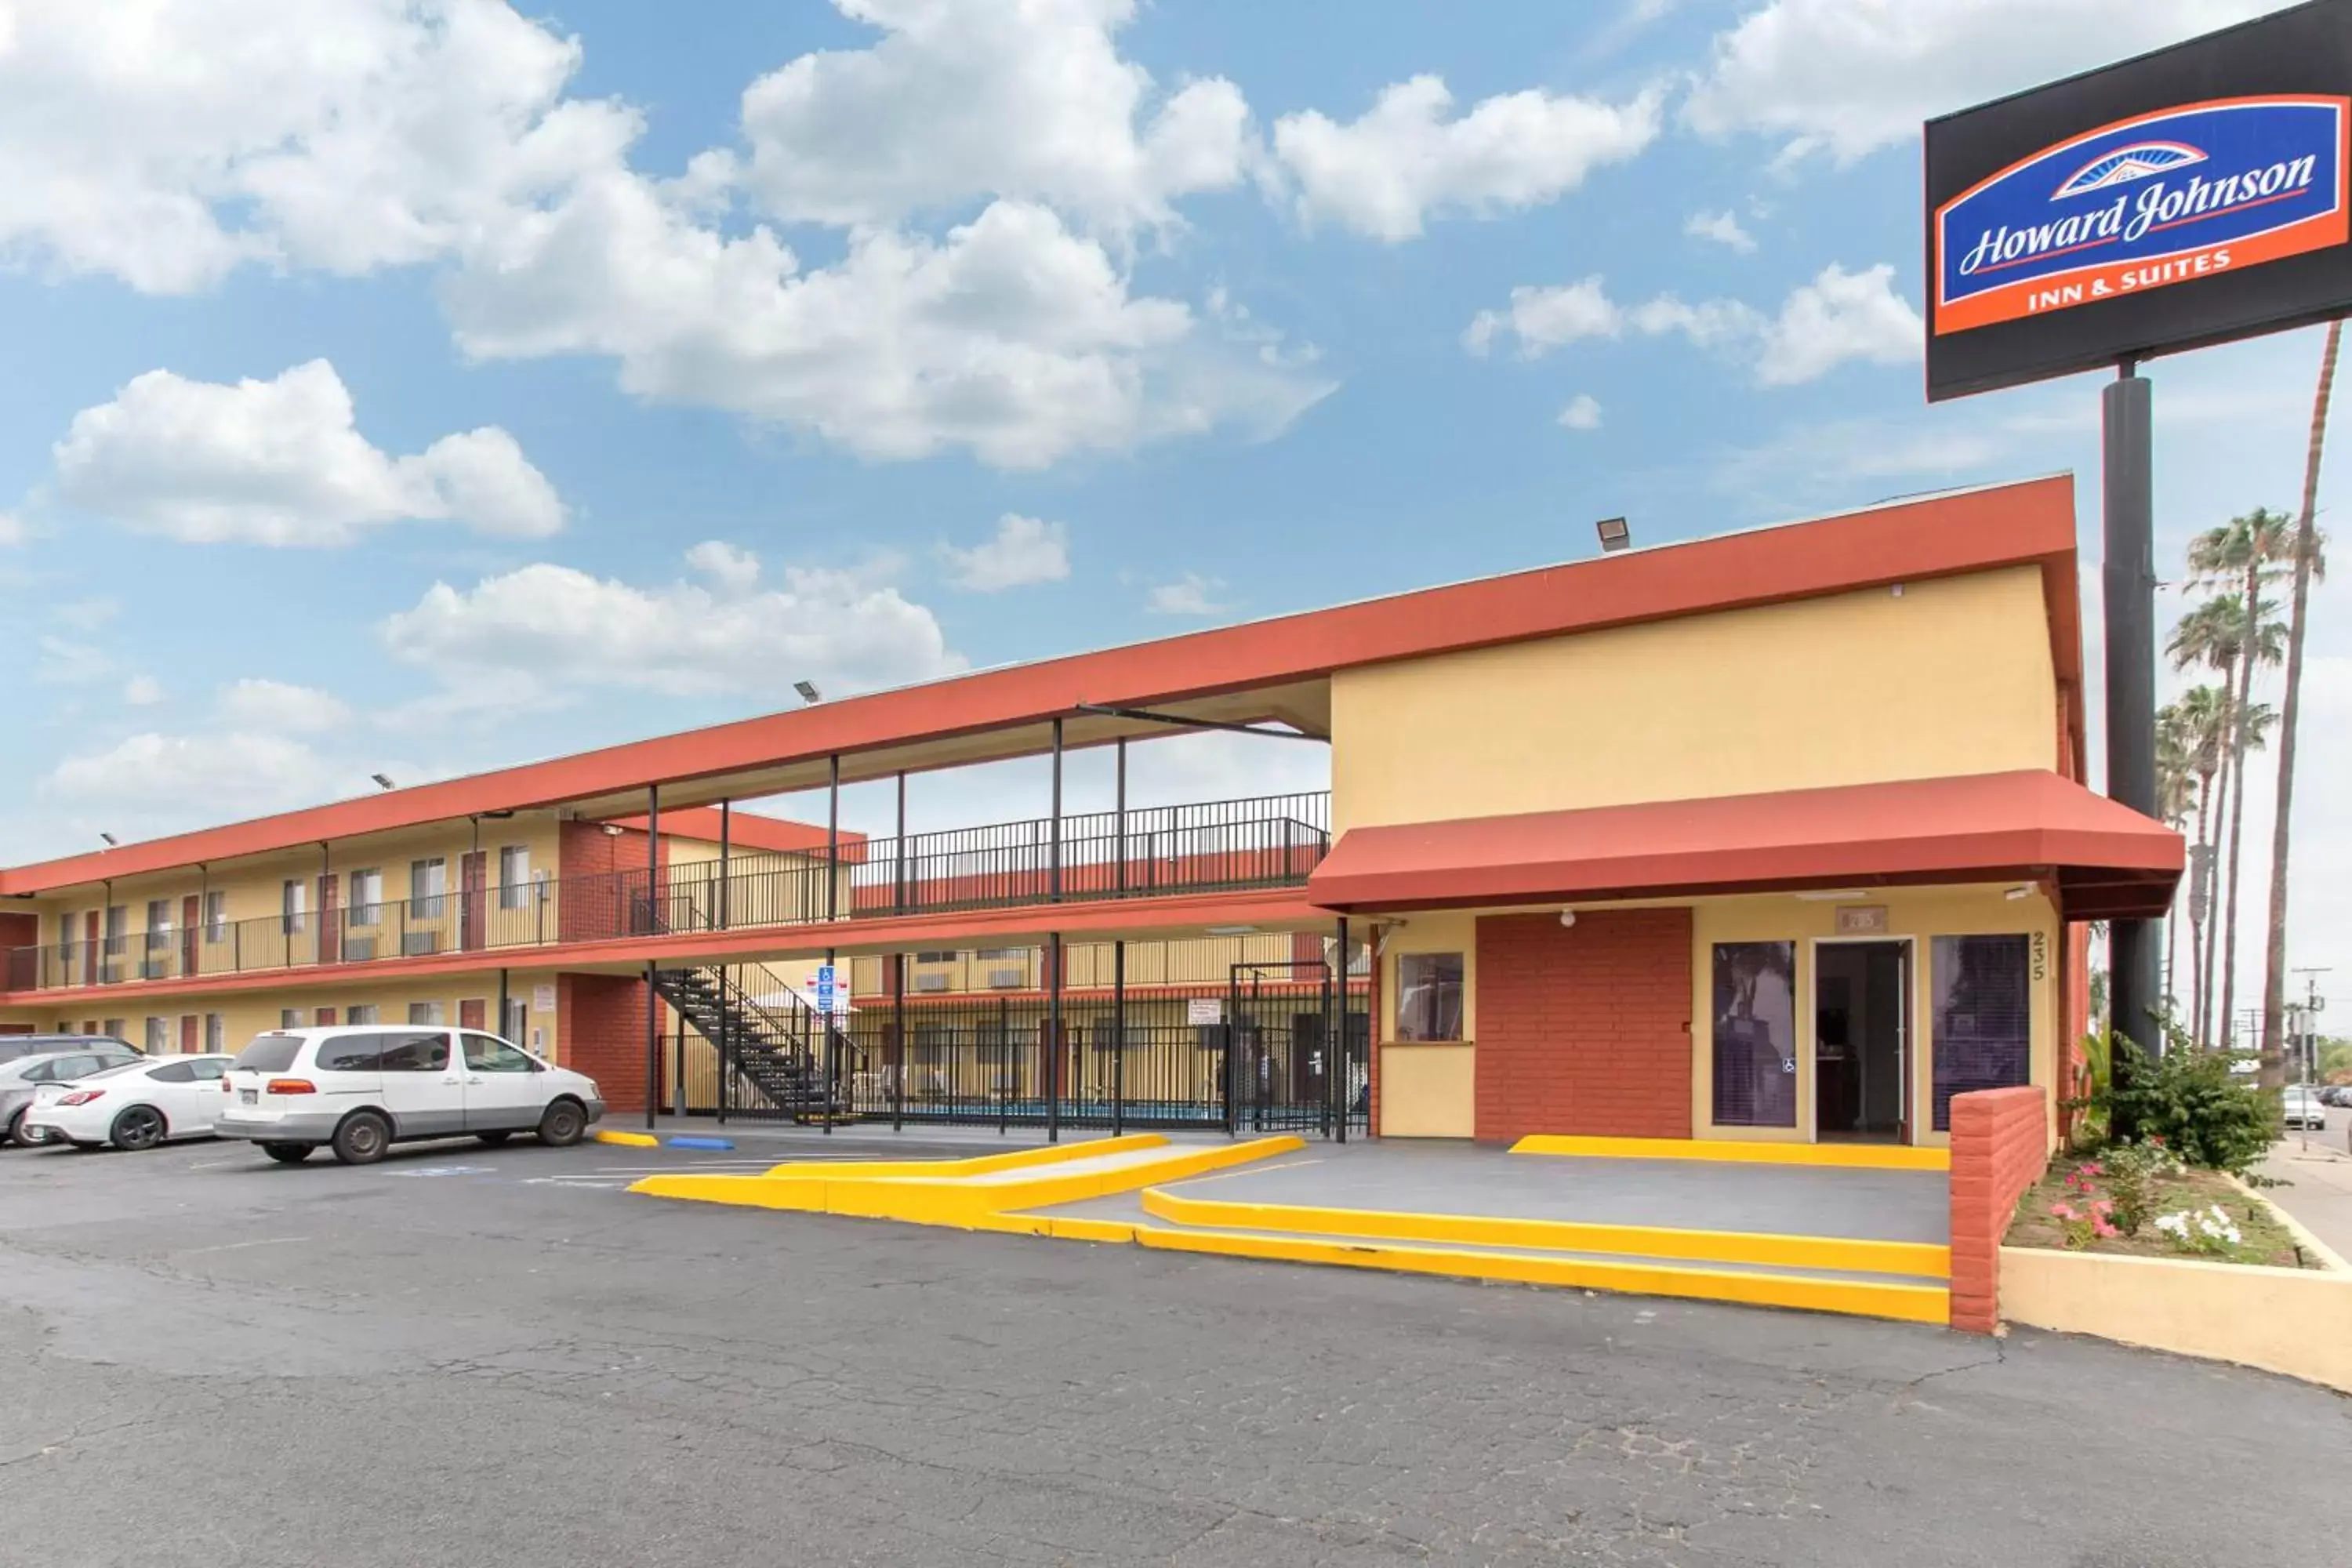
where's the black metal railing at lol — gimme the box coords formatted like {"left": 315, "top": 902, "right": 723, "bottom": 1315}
{"left": 2, "top": 791, "right": 1332, "bottom": 994}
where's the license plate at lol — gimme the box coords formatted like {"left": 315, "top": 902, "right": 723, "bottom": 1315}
{"left": 240, "top": 1090, "right": 258, "bottom": 1105}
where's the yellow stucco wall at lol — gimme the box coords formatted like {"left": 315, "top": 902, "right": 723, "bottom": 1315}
{"left": 13, "top": 972, "right": 557, "bottom": 1062}
{"left": 1375, "top": 911, "right": 1479, "bottom": 1138}
{"left": 1330, "top": 566, "right": 2059, "bottom": 832}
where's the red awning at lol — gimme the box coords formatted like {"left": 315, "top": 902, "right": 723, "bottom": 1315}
{"left": 1308, "top": 770, "right": 2181, "bottom": 920}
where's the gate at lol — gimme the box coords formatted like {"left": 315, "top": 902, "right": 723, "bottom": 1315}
{"left": 1225, "top": 959, "right": 1370, "bottom": 1140}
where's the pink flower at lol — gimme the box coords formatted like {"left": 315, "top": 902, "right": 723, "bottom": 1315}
{"left": 2080, "top": 1162, "right": 2106, "bottom": 1177}
{"left": 2090, "top": 1199, "right": 2114, "bottom": 1215}
{"left": 2092, "top": 1216, "right": 2119, "bottom": 1238}
{"left": 2049, "top": 1203, "right": 2078, "bottom": 1221}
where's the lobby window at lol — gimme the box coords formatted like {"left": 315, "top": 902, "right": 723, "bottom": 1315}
{"left": 497, "top": 846, "right": 531, "bottom": 909}
{"left": 281, "top": 880, "right": 307, "bottom": 935}
{"left": 203, "top": 891, "right": 227, "bottom": 942}
{"left": 1711, "top": 942, "right": 1797, "bottom": 1128}
{"left": 1395, "top": 952, "right": 1465, "bottom": 1041}
{"left": 411, "top": 858, "right": 448, "bottom": 919}
{"left": 408, "top": 1000, "right": 446, "bottom": 1026}
{"left": 1932, "top": 935, "right": 2033, "bottom": 1131}
{"left": 348, "top": 869, "right": 384, "bottom": 926}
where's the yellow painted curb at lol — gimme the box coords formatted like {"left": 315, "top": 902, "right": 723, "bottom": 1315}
{"left": 971, "top": 1213, "right": 1141, "bottom": 1245}
{"left": 631, "top": 1136, "right": 1305, "bottom": 1228}
{"left": 1138, "top": 1188, "right": 1951, "bottom": 1280}
{"left": 762, "top": 1132, "right": 1168, "bottom": 1180}
{"left": 1512, "top": 1134, "right": 1950, "bottom": 1172}
{"left": 1131, "top": 1225, "right": 1951, "bottom": 1325}
{"left": 593, "top": 1129, "right": 661, "bottom": 1148}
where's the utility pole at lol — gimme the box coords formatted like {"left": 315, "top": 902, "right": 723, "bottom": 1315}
{"left": 2292, "top": 967, "right": 2330, "bottom": 1085}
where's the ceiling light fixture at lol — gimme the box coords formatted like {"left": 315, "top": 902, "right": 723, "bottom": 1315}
{"left": 1793, "top": 889, "right": 1870, "bottom": 902}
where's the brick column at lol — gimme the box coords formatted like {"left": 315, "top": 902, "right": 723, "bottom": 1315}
{"left": 558, "top": 972, "right": 652, "bottom": 1114}
{"left": 1947, "top": 1084, "right": 2053, "bottom": 1334}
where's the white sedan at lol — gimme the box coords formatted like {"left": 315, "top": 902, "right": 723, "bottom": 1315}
{"left": 24, "top": 1054, "right": 236, "bottom": 1151}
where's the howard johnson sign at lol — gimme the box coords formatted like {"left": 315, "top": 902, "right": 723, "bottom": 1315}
{"left": 1926, "top": 2, "right": 2352, "bottom": 400}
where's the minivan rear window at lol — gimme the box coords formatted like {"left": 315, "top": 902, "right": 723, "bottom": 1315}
{"left": 233, "top": 1033, "right": 303, "bottom": 1073}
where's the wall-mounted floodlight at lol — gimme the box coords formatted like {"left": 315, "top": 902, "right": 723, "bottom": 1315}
{"left": 2005, "top": 884, "right": 2034, "bottom": 901}
{"left": 1595, "top": 517, "right": 1632, "bottom": 553}
{"left": 793, "top": 680, "right": 822, "bottom": 704}
{"left": 371, "top": 773, "right": 395, "bottom": 790}
{"left": 98, "top": 832, "right": 118, "bottom": 848}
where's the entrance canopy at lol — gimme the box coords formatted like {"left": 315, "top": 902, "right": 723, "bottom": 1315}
{"left": 1308, "top": 769, "right": 2181, "bottom": 920}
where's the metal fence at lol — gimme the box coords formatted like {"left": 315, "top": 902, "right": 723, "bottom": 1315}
{"left": 4, "top": 791, "right": 1332, "bottom": 994}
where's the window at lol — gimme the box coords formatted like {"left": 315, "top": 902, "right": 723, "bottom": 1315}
{"left": 975, "top": 948, "right": 1022, "bottom": 960}
{"left": 463, "top": 1033, "right": 536, "bottom": 1073}
{"left": 347, "top": 1004, "right": 379, "bottom": 1025}
{"left": 1932, "top": 935, "right": 2033, "bottom": 1132}
{"left": 378, "top": 1030, "right": 450, "bottom": 1073}
{"left": 1394, "top": 953, "right": 1464, "bottom": 1042}
{"left": 1710, "top": 942, "right": 1797, "bottom": 1129}
{"left": 411, "top": 858, "right": 447, "bottom": 918}
{"left": 143, "top": 1017, "right": 168, "bottom": 1054}
{"left": 281, "top": 880, "right": 307, "bottom": 935}
{"left": 204, "top": 1014, "right": 225, "bottom": 1054}
{"left": 145, "top": 899, "right": 172, "bottom": 949}
{"left": 348, "top": 869, "right": 383, "bottom": 926}
{"left": 56, "top": 913, "right": 74, "bottom": 957}
{"left": 103, "top": 906, "right": 127, "bottom": 953}
{"left": 408, "top": 1000, "right": 446, "bottom": 1026}
{"left": 101, "top": 1018, "right": 125, "bottom": 1040}
{"left": 150, "top": 1059, "right": 198, "bottom": 1083}
{"left": 234, "top": 1034, "right": 303, "bottom": 1073}
{"left": 190, "top": 1058, "right": 228, "bottom": 1082}
{"left": 914, "top": 950, "right": 960, "bottom": 964}
{"left": 315, "top": 1035, "right": 383, "bottom": 1073}
{"left": 279, "top": 1008, "right": 302, "bottom": 1029}
{"left": 497, "top": 846, "right": 531, "bottom": 909}
{"left": 204, "top": 891, "right": 227, "bottom": 942}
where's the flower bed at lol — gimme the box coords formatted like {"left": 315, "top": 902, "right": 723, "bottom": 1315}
{"left": 2005, "top": 1146, "right": 2325, "bottom": 1271}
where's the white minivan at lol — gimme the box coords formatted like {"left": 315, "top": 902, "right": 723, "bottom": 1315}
{"left": 216, "top": 1026, "right": 604, "bottom": 1165}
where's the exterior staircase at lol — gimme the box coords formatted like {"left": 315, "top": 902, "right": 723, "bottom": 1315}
{"left": 652, "top": 964, "right": 851, "bottom": 1123}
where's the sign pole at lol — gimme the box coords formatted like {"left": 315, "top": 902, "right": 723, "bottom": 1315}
{"left": 2103, "top": 360, "right": 2163, "bottom": 1077}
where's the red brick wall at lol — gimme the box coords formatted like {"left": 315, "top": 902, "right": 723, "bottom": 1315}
{"left": 1947, "top": 1084, "right": 2052, "bottom": 1334}
{"left": 559, "top": 971, "right": 650, "bottom": 1115}
{"left": 557, "top": 821, "right": 668, "bottom": 943}
{"left": 1473, "top": 909, "right": 1694, "bottom": 1143}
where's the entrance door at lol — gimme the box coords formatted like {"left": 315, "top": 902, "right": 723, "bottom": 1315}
{"left": 1813, "top": 941, "right": 1911, "bottom": 1143}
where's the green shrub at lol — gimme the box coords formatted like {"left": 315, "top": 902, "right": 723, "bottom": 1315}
{"left": 2106, "top": 1033, "right": 2279, "bottom": 1174}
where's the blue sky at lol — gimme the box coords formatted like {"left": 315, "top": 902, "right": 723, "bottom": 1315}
{"left": 0, "top": 0, "right": 2343, "bottom": 1008}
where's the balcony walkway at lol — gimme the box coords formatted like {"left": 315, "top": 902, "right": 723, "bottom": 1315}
{"left": 4, "top": 792, "right": 1331, "bottom": 999}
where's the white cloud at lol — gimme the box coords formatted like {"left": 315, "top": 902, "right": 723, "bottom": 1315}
{"left": 0, "top": 512, "right": 24, "bottom": 546}
{"left": 216, "top": 678, "right": 353, "bottom": 735}
{"left": 1686, "top": 0, "right": 2274, "bottom": 165}
{"left": 53, "top": 596, "right": 119, "bottom": 633}
{"left": 1685, "top": 208, "right": 1756, "bottom": 252}
{"left": 1558, "top": 394, "right": 1604, "bottom": 430}
{"left": 938, "top": 514, "right": 1071, "bottom": 593}
{"left": 736, "top": 0, "right": 1250, "bottom": 232}
{"left": 40, "top": 731, "right": 359, "bottom": 823}
{"left": 1754, "top": 263, "right": 1922, "bottom": 385}
{"left": 380, "top": 546, "right": 962, "bottom": 704}
{"left": 684, "top": 539, "right": 762, "bottom": 594}
{"left": 1462, "top": 263, "right": 1918, "bottom": 384}
{"left": 122, "top": 674, "right": 164, "bottom": 706}
{"left": 1272, "top": 75, "right": 1663, "bottom": 241}
{"left": 0, "top": 0, "right": 628, "bottom": 292}
{"left": 1145, "top": 572, "right": 1229, "bottom": 616}
{"left": 32, "top": 636, "right": 111, "bottom": 688}
{"left": 49, "top": 360, "right": 565, "bottom": 546}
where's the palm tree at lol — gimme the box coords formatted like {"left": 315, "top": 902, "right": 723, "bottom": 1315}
{"left": 2154, "top": 701, "right": 2198, "bottom": 1013}
{"left": 2261, "top": 321, "right": 2340, "bottom": 1095}
{"left": 2164, "top": 684, "right": 2229, "bottom": 1042}
{"left": 2184, "top": 513, "right": 2295, "bottom": 1055}
{"left": 2166, "top": 602, "right": 2252, "bottom": 1044}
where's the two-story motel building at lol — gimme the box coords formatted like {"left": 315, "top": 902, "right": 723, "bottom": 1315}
{"left": 0, "top": 476, "right": 2180, "bottom": 1150}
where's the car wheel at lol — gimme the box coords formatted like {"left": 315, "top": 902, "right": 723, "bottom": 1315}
{"left": 261, "top": 1142, "right": 314, "bottom": 1165}
{"left": 535, "top": 1098, "right": 586, "bottom": 1147}
{"left": 4, "top": 1109, "right": 32, "bottom": 1149}
{"left": 331, "top": 1111, "right": 391, "bottom": 1166}
{"left": 475, "top": 1131, "right": 514, "bottom": 1147}
{"left": 110, "top": 1105, "right": 166, "bottom": 1152}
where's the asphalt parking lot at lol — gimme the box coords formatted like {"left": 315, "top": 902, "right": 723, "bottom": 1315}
{"left": 2, "top": 1133, "right": 2347, "bottom": 1567}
